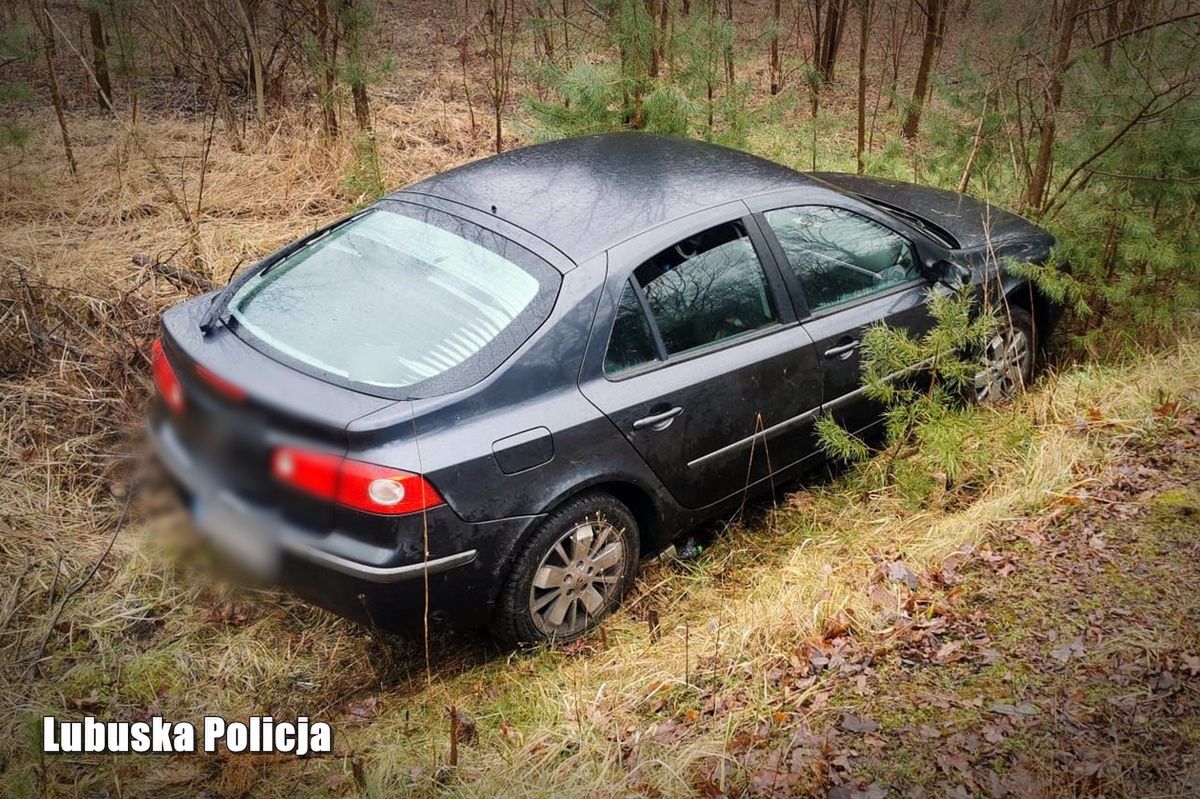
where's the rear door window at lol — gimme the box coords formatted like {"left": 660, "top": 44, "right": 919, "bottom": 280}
{"left": 631, "top": 221, "right": 779, "bottom": 357}
{"left": 228, "top": 204, "right": 559, "bottom": 396}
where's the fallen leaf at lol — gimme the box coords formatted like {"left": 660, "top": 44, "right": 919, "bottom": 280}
{"left": 887, "top": 561, "right": 919, "bottom": 591}
{"left": 1154, "top": 400, "right": 1180, "bottom": 417}
{"left": 324, "top": 772, "right": 352, "bottom": 795}
{"left": 343, "top": 695, "right": 379, "bottom": 723}
{"left": 1048, "top": 638, "right": 1084, "bottom": 664}
{"left": 840, "top": 713, "right": 879, "bottom": 734}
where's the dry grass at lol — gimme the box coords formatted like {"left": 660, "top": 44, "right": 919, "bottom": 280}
{"left": 2, "top": 47, "right": 1198, "bottom": 797}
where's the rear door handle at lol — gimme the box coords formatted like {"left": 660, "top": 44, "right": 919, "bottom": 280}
{"left": 632, "top": 406, "right": 683, "bottom": 431}
{"left": 824, "top": 339, "right": 860, "bottom": 359}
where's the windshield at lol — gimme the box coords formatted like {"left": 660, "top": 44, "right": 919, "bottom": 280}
{"left": 229, "top": 206, "right": 557, "bottom": 392}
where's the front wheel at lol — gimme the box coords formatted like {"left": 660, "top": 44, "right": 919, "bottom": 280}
{"left": 490, "top": 492, "right": 640, "bottom": 647}
{"left": 974, "top": 306, "right": 1035, "bottom": 403}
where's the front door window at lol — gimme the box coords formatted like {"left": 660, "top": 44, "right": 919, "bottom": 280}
{"left": 763, "top": 206, "right": 920, "bottom": 314}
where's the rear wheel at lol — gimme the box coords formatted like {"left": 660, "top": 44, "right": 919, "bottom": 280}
{"left": 491, "top": 492, "right": 639, "bottom": 647}
{"left": 974, "top": 306, "right": 1035, "bottom": 403}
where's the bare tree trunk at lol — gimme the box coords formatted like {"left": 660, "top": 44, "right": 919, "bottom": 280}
{"left": 810, "top": 0, "right": 823, "bottom": 67}
{"left": 41, "top": 17, "right": 77, "bottom": 176}
{"left": 316, "top": 0, "right": 339, "bottom": 138}
{"left": 818, "top": 0, "right": 849, "bottom": 82}
{"left": 658, "top": 0, "right": 669, "bottom": 76}
{"left": 87, "top": 9, "right": 112, "bottom": 109}
{"left": 769, "top": 0, "right": 782, "bottom": 95}
{"left": 235, "top": 0, "right": 266, "bottom": 123}
{"left": 723, "top": 0, "right": 734, "bottom": 87}
{"left": 856, "top": 0, "right": 869, "bottom": 173}
{"left": 194, "top": 2, "right": 243, "bottom": 150}
{"left": 900, "top": 0, "right": 943, "bottom": 140}
{"left": 1102, "top": 0, "right": 1118, "bottom": 67}
{"left": 344, "top": 0, "right": 372, "bottom": 131}
{"left": 1024, "top": 0, "right": 1082, "bottom": 211}
{"left": 645, "top": 0, "right": 660, "bottom": 78}
{"left": 532, "top": 1, "right": 555, "bottom": 66}
{"left": 30, "top": 1, "right": 76, "bottom": 175}
{"left": 482, "top": 0, "right": 516, "bottom": 152}
{"left": 562, "top": 0, "right": 570, "bottom": 54}
{"left": 886, "top": 1, "right": 914, "bottom": 110}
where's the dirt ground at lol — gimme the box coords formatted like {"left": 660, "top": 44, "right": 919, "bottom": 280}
{"left": 698, "top": 409, "right": 1200, "bottom": 797}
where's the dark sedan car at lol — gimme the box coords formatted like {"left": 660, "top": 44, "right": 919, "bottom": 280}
{"left": 150, "top": 133, "right": 1059, "bottom": 645}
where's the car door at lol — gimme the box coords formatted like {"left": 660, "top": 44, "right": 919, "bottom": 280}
{"left": 578, "top": 206, "right": 824, "bottom": 510}
{"left": 755, "top": 202, "right": 936, "bottom": 435}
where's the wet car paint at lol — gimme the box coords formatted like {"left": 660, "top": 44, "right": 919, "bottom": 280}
{"left": 151, "top": 133, "right": 1061, "bottom": 632}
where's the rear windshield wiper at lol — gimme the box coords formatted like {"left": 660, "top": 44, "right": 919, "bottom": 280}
{"left": 199, "top": 212, "right": 364, "bottom": 335}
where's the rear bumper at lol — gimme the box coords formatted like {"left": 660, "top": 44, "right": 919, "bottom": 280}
{"left": 149, "top": 418, "right": 538, "bottom": 629}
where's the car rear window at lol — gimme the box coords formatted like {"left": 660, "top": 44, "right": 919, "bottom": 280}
{"left": 229, "top": 204, "right": 559, "bottom": 395}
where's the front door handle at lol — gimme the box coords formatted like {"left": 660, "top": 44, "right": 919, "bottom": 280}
{"left": 632, "top": 406, "right": 684, "bottom": 432}
{"left": 824, "top": 339, "right": 860, "bottom": 360}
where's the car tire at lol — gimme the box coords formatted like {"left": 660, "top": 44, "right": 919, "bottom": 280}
{"left": 974, "top": 305, "right": 1036, "bottom": 403}
{"left": 490, "top": 492, "right": 640, "bottom": 648}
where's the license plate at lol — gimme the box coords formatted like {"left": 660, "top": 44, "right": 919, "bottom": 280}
{"left": 193, "top": 491, "right": 281, "bottom": 580}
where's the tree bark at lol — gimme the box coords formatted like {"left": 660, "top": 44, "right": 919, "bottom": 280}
{"left": 769, "top": 0, "right": 782, "bottom": 95}
{"left": 344, "top": 0, "right": 372, "bottom": 131}
{"left": 856, "top": 0, "right": 869, "bottom": 173}
{"left": 482, "top": 0, "right": 515, "bottom": 151}
{"left": 723, "top": 0, "right": 734, "bottom": 87}
{"left": 87, "top": 9, "right": 112, "bottom": 109}
{"left": 1024, "top": 0, "right": 1082, "bottom": 211}
{"left": 900, "top": 0, "right": 943, "bottom": 140}
{"left": 1102, "top": 0, "right": 1118, "bottom": 68}
{"left": 645, "top": 0, "right": 660, "bottom": 78}
{"left": 316, "top": 0, "right": 339, "bottom": 138}
{"left": 818, "top": 0, "right": 849, "bottom": 82}
{"left": 38, "top": 5, "right": 77, "bottom": 176}
{"left": 658, "top": 0, "right": 669, "bottom": 76}
{"left": 234, "top": 0, "right": 266, "bottom": 122}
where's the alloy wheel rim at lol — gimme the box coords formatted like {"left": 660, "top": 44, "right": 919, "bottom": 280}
{"left": 528, "top": 518, "right": 626, "bottom": 638}
{"left": 975, "top": 326, "right": 1031, "bottom": 403}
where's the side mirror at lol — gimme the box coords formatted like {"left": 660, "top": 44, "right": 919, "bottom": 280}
{"left": 923, "top": 259, "right": 971, "bottom": 288}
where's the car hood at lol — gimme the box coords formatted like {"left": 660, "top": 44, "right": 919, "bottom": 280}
{"left": 811, "top": 173, "right": 1049, "bottom": 251}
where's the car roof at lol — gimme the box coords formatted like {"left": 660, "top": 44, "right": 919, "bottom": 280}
{"left": 393, "top": 133, "right": 818, "bottom": 264}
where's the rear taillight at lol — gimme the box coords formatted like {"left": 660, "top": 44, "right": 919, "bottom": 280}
{"left": 271, "top": 446, "right": 341, "bottom": 499}
{"left": 335, "top": 458, "right": 445, "bottom": 515}
{"left": 151, "top": 338, "right": 185, "bottom": 414}
{"left": 271, "top": 447, "right": 445, "bottom": 516}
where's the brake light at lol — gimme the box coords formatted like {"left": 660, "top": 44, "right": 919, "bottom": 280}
{"left": 271, "top": 447, "right": 340, "bottom": 499}
{"left": 271, "top": 447, "right": 445, "bottom": 516}
{"left": 195, "top": 363, "right": 247, "bottom": 402}
{"left": 151, "top": 338, "right": 185, "bottom": 414}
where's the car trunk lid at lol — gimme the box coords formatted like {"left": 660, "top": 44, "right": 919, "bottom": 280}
{"left": 159, "top": 297, "right": 401, "bottom": 528}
